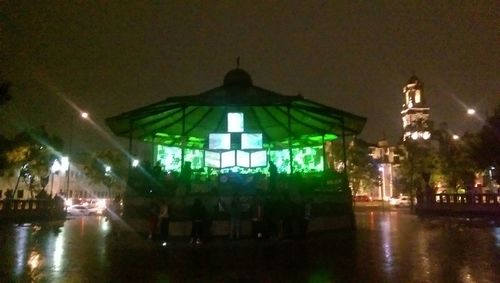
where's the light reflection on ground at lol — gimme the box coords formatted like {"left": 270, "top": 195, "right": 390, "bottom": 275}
{"left": 0, "top": 211, "right": 498, "bottom": 282}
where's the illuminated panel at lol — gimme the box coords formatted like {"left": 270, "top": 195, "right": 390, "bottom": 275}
{"left": 204, "top": 151, "right": 221, "bottom": 168}
{"left": 221, "top": 150, "right": 236, "bottom": 168}
{"left": 250, "top": 150, "right": 267, "bottom": 167}
{"left": 236, "top": 150, "right": 250, "bottom": 167}
{"left": 156, "top": 145, "right": 182, "bottom": 172}
{"left": 241, "top": 133, "right": 262, "bottom": 149}
{"left": 269, "top": 149, "right": 290, "bottom": 174}
{"left": 227, "top": 112, "right": 244, "bottom": 132}
{"left": 209, "top": 133, "right": 231, "bottom": 150}
{"left": 184, "top": 148, "right": 204, "bottom": 169}
{"left": 291, "top": 146, "right": 324, "bottom": 173}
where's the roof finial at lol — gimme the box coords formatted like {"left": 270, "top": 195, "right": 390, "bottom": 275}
{"left": 236, "top": 56, "right": 240, "bottom": 68}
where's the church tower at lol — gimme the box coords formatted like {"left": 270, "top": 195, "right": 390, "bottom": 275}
{"left": 401, "top": 74, "right": 431, "bottom": 141}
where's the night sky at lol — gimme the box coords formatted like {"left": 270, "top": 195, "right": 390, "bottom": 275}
{"left": 1, "top": 1, "right": 498, "bottom": 154}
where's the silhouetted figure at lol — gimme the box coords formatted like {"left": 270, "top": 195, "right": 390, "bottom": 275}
{"left": 182, "top": 162, "right": 192, "bottom": 194}
{"left": 269, "top": 161, "right": 277, "bottom": 192}
{"left": 229, "top": 195, "right": 242, "bottom": 240}
{"left": 299, "top": 198, "right": 312, "bottom": 239}
{"left": 190, "top": 198, "right": 206, "bottom": 244}
{"left": 148, "top": 201, "right": 159, "bottom": 240}
{"left": 250, "top": 197, "right": 263, "bottom": 239}
{"left": 158, "top": 200, "right": 170, "bottom": 245}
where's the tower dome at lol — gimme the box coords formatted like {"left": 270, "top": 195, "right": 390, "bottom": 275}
{"left": 223, "top": 68, "right": 253, "bottom": 87}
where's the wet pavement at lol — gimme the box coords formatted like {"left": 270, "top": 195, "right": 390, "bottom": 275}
{"left": 0, "top": 209, "right": 499, "bottom": 283}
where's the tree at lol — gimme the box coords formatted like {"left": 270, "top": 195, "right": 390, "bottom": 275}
{"left": 329, "top": 138, "right": 379, "bottom": 196}
{"left": 83, "top": 150, "right": 127, "bottom": 195}
{"left": 433, "top": 127, "right": 477, "bottom": 190}
{"left": 397, "top": 141, "right": 439, "bottom": 197}
{"left": 0, "top": 81, "right": 11, "bottom": 105}
{"left": 468, "top": 104, "right": 500, "bottom": 183}
{"left": 5, "top": 127, "right": 63, "bottom": 198}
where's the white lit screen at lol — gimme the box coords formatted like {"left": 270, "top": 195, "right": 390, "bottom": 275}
{"left": 250, "top": 150, "right": 267, "bottom": 167}
{"left": 241, "top": 133, "right": 263, "bottom": 149}
{"left": 221, "top": 150, "right": 236, "bottom": 168}
{"left": 227, "top": 112, "right": 244, "bottom": 132}
{"left": 236, "top": 150, "right": 250, "bottom": 167}
{"left": 209, "top": 133, "right": 231, "bottom": 150}
{"left": 204, "top": 151, "right": 220, "bottom": 168}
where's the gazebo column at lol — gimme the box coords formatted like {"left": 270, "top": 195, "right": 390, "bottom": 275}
{"left": 287, "top": 106, "right": 294, "bottom": 175}
{"left": 322, "top": 135, "right": 327, "bottom": 185}
{"left": 151, "top": 134, "right": 156, "bottom": 165}
{"left": 181, "top": 106, "right": 186, "bottom": 171}
{"left": 341, "top": 117, "right": 349, "bottom": 189}
{"left": 127, "top": 119, "right": 134, "bottom": 181}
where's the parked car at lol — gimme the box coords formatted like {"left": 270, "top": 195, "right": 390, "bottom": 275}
{"left": 87, "top": 204, "right": 104, "bottom": 215}
{"left": 389, "top": 195, "right": 412, "bottom": 207}
{"left": 354, "top": 195, "right": 372, "bottom": 202}
{"left": 67, "top": 205, "right": 90, "bottom": 216}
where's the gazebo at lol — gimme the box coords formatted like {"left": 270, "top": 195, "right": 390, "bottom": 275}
{"left": 106, "top": 68, "right": 366, "bottom": 196}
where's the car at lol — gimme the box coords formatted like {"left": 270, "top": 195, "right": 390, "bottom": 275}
{"left": 87, "top": 205, "right": 104, "bottom": 215}
{"left": 67, "top": 205, "right": 90, "bottom": 216}
{"left": 389, "top": 195, "right": 412, "bottom": 207}
{"left": 354, "top": 195, "right": 372, "bottom": 202}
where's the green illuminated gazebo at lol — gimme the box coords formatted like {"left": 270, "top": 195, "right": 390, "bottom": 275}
{"left": 106, "top": 68, "right": 366, "bottom": 192}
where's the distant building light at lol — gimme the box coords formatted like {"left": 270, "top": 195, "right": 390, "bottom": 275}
{"left": 422, "top": 131, "right": 431, "bottom": 140}
{"left": 467, "top": 108, "right": 476, "bottom": 115}
{"left": 61, "top": 157, "right": 69, "bottom": 172}
{"left": 452, "top": 134, "right": 460, "bottom": 140}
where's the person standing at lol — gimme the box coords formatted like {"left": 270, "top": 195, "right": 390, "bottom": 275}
{"left": 250, "top": 197, "right": 263, "bottom": 239}
{"left": 190, "top": 198, "right": 206, "bottom": 244}
{"left": 229, "top": 195, "right": 242, "bottom": 240}
{"left": 158, "top": 200, "right": 170, "bottom": 246}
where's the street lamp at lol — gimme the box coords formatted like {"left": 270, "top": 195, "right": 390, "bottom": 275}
{"left": 66, "top": 111, "right": 90, "bottom": 197}
{"left": 452, "top": 134, "right": 460, "bottom": 140}
{"left": 467, "top": 108, "right": 476, "bottom": 115}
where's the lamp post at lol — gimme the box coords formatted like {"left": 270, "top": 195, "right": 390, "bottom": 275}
{"left": 65, "top": 111, "right": 89, "bottom": 198}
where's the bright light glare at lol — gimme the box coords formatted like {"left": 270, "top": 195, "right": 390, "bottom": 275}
{"left": 61, "top": 157, "right": 69, "bottom": 172}
{"left": 132, "top": 159, "right": 139, "bottom": 167}
{"left": 452, "top": 134, "right": 460, "bottom": 140}
{"left": 467, "top": 108, "right": 476, "bottom": 115}
{"left": 51, "top": 160, "right": 62, "bottom": 173}
{"left": 81, "top": 112, "right": 89, "bottom": 119}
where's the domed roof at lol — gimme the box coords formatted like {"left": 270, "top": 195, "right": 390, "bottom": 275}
{"left": 223, "top": 68, "right": 253, "bottom": 86}
{"left": 407, "top": 74, "right": 420, "bottom": 84}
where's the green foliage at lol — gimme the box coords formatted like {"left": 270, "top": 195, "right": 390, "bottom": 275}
{"left": 0, "top": 81, "right": 11, "bottom": 105}
{"left": 468, "top": 104, "right": 500, "bottom": 182}
{"left": 329, "top": 138, "right": 379, "bottom": 195}
{"left": 2, "top": 127, "right": 63, "bottom": 196}
{"left": 83, "top": 150, "right": 127, "bottom": 191}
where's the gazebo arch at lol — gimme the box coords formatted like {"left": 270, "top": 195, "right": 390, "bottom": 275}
{"left": 106, "top": 68, "right": 366, "bottom": 195}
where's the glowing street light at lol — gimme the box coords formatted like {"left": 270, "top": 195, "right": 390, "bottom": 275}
{"left": 132, "top": 159, "right": 140, "bottom": 167}
{"left": 66, "top": 111, "right": 90, "bottom": 197}
{"left": 452, "top": 134, "right": 460, "bottom": 140}
{"left": 467, "top": 108, "right": 476, "bottom": 115}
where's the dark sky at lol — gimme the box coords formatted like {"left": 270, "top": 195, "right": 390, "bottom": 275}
{"left": 1, "top": 1, "right": 498, "bottom": 154}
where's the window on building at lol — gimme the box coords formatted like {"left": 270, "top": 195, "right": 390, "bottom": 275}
{"left": 17, "top": 190, "right": 24, "bottom": 199}
{"left": 415, "top": 90, "right": 421, "bottom": 103}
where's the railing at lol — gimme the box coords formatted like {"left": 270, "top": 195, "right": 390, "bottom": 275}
{"left": 434, "top": 193, "right": 500, "bottom": 205}
{"left": 416, "top": 193, "right": 500, "bottom": 216}
{"left": 0, "top": 199, "right": 65, "bottom": 221}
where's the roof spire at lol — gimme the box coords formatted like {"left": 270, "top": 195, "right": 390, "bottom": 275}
{"left": 236, "top": 56, "right": 240, "bottom": 68}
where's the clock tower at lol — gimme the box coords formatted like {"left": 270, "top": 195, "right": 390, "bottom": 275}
{"left": 401, "top": 74, "right": 431, "bottom": 141}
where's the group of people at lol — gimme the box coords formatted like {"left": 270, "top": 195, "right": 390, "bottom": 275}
{"left": 147, "top": 193, "right": 312, "bottom": 245}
